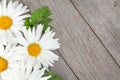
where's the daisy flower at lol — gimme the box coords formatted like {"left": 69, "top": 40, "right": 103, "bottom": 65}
{"left": 15, "top": 24, "right": 60, "bottom": 68}
{"left": 0, "top": 43, "right": 20, "bottom": 77}
{"left": 2, "top": 63, "right": 51, "bottom": 80}
{"left": 0, "top": 0, "right": 30, "bottom": 44}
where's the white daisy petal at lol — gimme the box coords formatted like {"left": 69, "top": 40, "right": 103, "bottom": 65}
{"left": 0, "top": 3, "right": 2, "bottom": 16}
{"left": 2, "top": 63, "right": 51, "bottom": 80}
{"left": 16, "top": 24, "right": 60, "bottom": 69}
{"left": 2, "top": 0, "right": 7, "bottom": 15}
{"left": 36, "top": 24, "right": 43, "bottom": 41}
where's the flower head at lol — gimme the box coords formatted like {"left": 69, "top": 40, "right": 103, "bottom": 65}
{"left": 0, "top": 0, "right": 30, "bottom": 44}
{"left": 15, "top": 24, "right": 60, "bottom": 68}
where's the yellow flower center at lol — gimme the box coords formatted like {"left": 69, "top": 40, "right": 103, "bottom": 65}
{"left": 0, "top": 16, "right": 13, "bottom": 30}
{"left": 0, "top": 57, "right": 8, "bottom": 73}
{"left": 28, "top": 43, "right": 42, "bottom": 57}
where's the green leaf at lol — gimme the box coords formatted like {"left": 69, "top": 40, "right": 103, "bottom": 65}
{"left": 44, "top": 71, "right": 55, "bottom": 77}
{"left": 44, "top": 71, "right": 62, "bottom": 80}
{"left": 40, "top": 18, "right": 52, "bottom": 25}
{"left": 24, "top": 6, "right": 53, "bottom": 31}
{"left": 24, "top": 18, "right": 30, "bottom": 29}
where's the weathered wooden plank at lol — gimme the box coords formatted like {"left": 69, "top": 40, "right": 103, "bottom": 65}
{"left": 21, "top": 0, "right": 120, "bottom": 80}
{"left": 70, "top": 0, "right": 120, "bottom": 65}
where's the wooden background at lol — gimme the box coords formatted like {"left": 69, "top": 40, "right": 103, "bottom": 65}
{"left": 18, "top": 0, "right": 120, "bottom": 80}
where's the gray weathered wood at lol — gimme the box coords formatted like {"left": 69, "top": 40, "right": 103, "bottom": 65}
{"left": 21, "top": 0, "right": 120, "bottom": 80}
{"left": 70, "top": 0, "right": 120, "bottom": 66}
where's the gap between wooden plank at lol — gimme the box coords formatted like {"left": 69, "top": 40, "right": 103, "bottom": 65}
{"left": 69, "top": 0, "right": 120, "bottom": 68}
{"left": 56, "top": 50, "right": 79, "bottom": 80}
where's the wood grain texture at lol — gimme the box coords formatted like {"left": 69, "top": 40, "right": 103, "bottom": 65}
{"left": 70, "top": 0, "right": 120, "bottom": 65}
{"left": 20, "top": 0, "right": 120, "bottom": 80}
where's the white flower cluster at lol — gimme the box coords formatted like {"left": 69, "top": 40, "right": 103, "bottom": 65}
{"left": 0, "top": 0, "right": 60, "bottom": 80}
